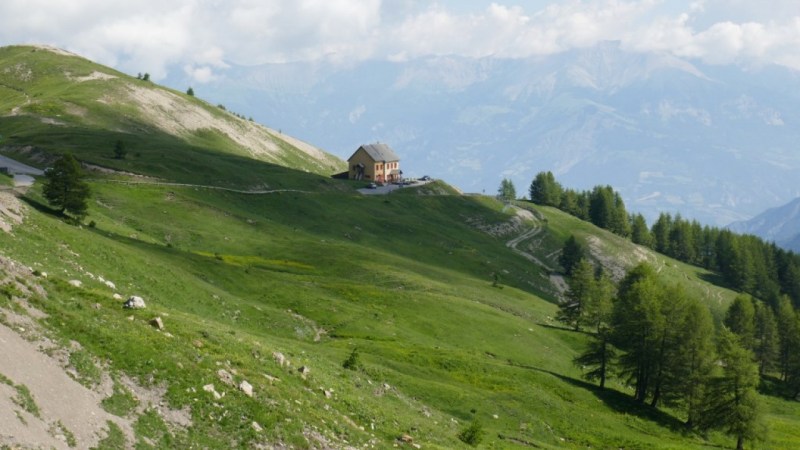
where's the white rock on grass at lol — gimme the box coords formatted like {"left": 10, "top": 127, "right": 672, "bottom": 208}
{"left": 104, "top": 280, "right": 116, "bottom": 290}
{"left": 123, "top": 296, "right": 146, "bottom": 309}
{"left": 217, "top": 369, "right": 235, "bottom": 386}
{"left": 238, "top": 380, "right": 253, "bottom": 397}
{"left": 68, "top": 279, "right": 82, "bottom": 288}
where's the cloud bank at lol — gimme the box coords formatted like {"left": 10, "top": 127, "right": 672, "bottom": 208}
{"left": 1, "top": 0, "right": 798, "bottom": 81}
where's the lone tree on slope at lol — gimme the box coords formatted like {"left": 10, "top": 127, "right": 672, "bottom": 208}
{"left": 43, "top": 153, "right": 90, "bottom": 221}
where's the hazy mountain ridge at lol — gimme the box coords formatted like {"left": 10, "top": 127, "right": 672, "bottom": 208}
{"left": 729, "top": 197, "right": 800, "bottom": 252}
{"left": 178, "top": 42, "right": 800, "bottom": 225}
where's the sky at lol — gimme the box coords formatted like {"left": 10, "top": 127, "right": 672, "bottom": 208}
{"left": 1, "top": 1, "right": 799, "bottom": 82}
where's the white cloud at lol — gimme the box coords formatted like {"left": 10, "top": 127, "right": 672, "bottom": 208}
{"left": 0, "top": 0, "right": 799, "bottom": 78}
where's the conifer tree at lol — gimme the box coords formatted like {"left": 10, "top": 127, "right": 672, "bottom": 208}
{"left": 497, "top": 178, "right": 516, "bottom": 202}
{"left": 725, "top": 295, "right": 756, "bottom": 350}
{"left": 42, "top": 153, "right": 90, "bottom": 221}
{"left": 754, "top": 302, "right": 779, "bottom": 375}
{"left": 699, "top": 330, "right": 765, "bottom": 450}
{"left": 557, "top": 258, "right": 594, "bottom": 331}
{"left": 559, "top": 235, "right": 585, "bottom": 276}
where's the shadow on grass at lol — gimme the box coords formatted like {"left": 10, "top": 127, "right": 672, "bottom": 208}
{"left": 509, "top": 361, "right": 690, "bottom": 433}
{"left": 759, "top": 374, "right": 798, "bottom": 400}
{"left": 697, "top": 271, "right": 733, "bottom": 292}
{"left": 19, "top": 195, "right": 65, "bottom": 220}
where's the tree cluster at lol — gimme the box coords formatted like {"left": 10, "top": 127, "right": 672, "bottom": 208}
{"left": 725, "top": 295, "right": 800, "bottom": 399}
{"left": 564, "top": 263, "right": 766, "bottom": 449}
{"left": 497, "top": 178, "right": 516, "bottom": 202}
{"left": 529, "top": 171, "right": 800, "bottom": 308}
{"left": 529, "top": 171, "right": 630, "bottom": 237}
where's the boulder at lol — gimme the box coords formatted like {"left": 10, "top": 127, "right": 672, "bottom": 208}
{"left": 217, "top": 369, "right": 235, "bottom": 386}
{"left": 238, "top": 380, "right": 253, "bottom": 397}
{"left": 149, "top": 317, "right": 164, "bottom": 331}
{"left": 298, "top": 366, "right": 311, "bottom": 379}
{"left": 123, "top": 296, "right": 146, "bottom": 309}
{"left": 272, "top": 351, "right": 289, "bottom": 367}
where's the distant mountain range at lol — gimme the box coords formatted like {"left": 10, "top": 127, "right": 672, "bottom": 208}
{"left": 167, "top": 41, "right": 800, "bottom": 225}
{"left": 729, "top": 197, "right": 800, "bottom": 252}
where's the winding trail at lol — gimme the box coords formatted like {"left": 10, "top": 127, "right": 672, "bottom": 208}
{"left": 503, "top": 206, "right": 568, "bottom": 298}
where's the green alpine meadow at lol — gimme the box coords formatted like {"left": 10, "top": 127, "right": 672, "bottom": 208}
{"left": 1, "top": 44, "right": 799, "bottom": 450}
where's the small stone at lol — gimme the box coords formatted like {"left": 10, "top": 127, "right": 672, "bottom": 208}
{"left": 238, "top": 380, "right": 253, "bottom": 397}
{"left": 192, "top": 339, "right": 204, "bottom": 348}
{"left": 493, "top": 414, "right": 499, "bottom": 419}
{"left": 68, "top": 279, "right": 82, "bottom": 288}
{"left": 92, "top": 303, "right": 102, "bottom": 310}
{"left": 123, "top": 296, "right": 146, "bottom": 309}
{"left": 127, "top": 315, "right": 135, "bottom": 321}
{"left": 273, "top": 351, "right": 288, "bottom": 367}
{"left": 321, "top": 388, "right": 333, "bottom": 398}
{"left": 104, "top": 280, "right": 116, "bottom": 290}
{"left": 263, "top": 374, "right": 279, "bottom": 384}
{"left": 149, "top": 317, "right": 164, "bottom": 331}
{"left": 399, "top": 434, "right": 413, "bottom": 443}
{"left": 252, "top": 421, "right": 263, "bottom": 432}
{"left": 217, "top": 369, "right": 235, "bottom": 386}
{"left": 202, "top": 384, "right": 216, "bottom": 393}
{"left": 298, "top": 366, "right": 310, "bottom": 379}
{"left": 112, "top": 293, "right": 123, "bottom": 300}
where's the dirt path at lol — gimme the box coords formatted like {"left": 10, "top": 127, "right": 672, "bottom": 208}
{"left": 0, "top": 322, "right": 134, "bottom": 449}
{"left": 503, "top": 206, "right": 568, "bottom": 299}
{"left": 90, "top": 178, "right": 313, "bottom": 195}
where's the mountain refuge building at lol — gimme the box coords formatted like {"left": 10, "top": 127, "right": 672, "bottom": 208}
{"left": 347, "top": 143, "right": 401, "bottom": 184}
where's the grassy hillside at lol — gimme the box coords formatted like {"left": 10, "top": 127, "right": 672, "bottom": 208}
{"left": 0, "top": 45, "right": 798, "bottom": 450}
{"left": 1, "top": 172, "right": 798, "bottom": 448}
{"left": 0, "top": 45, "right": 344, "bottom": 179}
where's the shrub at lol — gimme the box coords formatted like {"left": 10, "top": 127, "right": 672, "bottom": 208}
{"left": 458, "top": 419, "right": 484, "bottom": 447}
{"left": 343, "top": 348, "right": 361, "bottom": 371}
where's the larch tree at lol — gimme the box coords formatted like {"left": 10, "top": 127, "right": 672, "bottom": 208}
{"left": 559, "top": 235, "right": 585, "bottom": 276}
{"left": 557, "top": 258, "right": 595, "bottom": 331}
{"left": 725, "top": 295, "right": 756, "bottom": 351}
{"left": 699, "top": 329, "right": 765, "bottom": 450}
{"left": 754, "top": 302, "right": 779, "bottom": 376}
{"left": 497, "top": 178, "right": 516, "bottom": 202}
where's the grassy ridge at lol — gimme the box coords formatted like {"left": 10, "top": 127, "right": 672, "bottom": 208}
{"left": 0, "top": 45, "right": 344, "bottom": 176}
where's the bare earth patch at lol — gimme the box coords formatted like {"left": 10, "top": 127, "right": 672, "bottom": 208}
{"left": 0, "top": 254, "right": 192, "bottom": 449}
{"left": 0, "top": 192, "right": 25, "bottom": 233}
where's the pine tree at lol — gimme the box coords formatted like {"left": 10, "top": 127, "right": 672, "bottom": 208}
{"left": 42, "top": 153, "right": 90, "bottom": 221}
{"left": 186, "top": 86, "right": 195, "bottom": 96}
{"left": 699, "top": 330, "right": 765, "bottom": 450}
{"left": 559, "top": 235, "right": 585, "bottom": 276}
{"left": 776, "top": 296, "right": 798, "bottom": 382}
{"left": 672, "top": 299, "right": 716, "bottom": 427}
{"left": 574, "top": 270, "right": 617, "bottom": 389}
{"left": 497, "top": 178, "right": 516, "bottom": 202}
{"left": 611, "top": 263, "right": 663, "bottom": 403}
{"left": 630, "top": 213, "right": 653, "bottom": 248}
{"left": 725, "top": 295, "right": 756, "bottom": 350}
{"left": 557, "top": 258, "right": 594, "bottom": 331}
{"left": 754, "top": 302, "right": 779, "bottom": 375}
{"left": 113, "top": 139, "right": 127, "bottom": 160}
{"left": 528, "top": 171, "right": 562, "bottom": 206}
